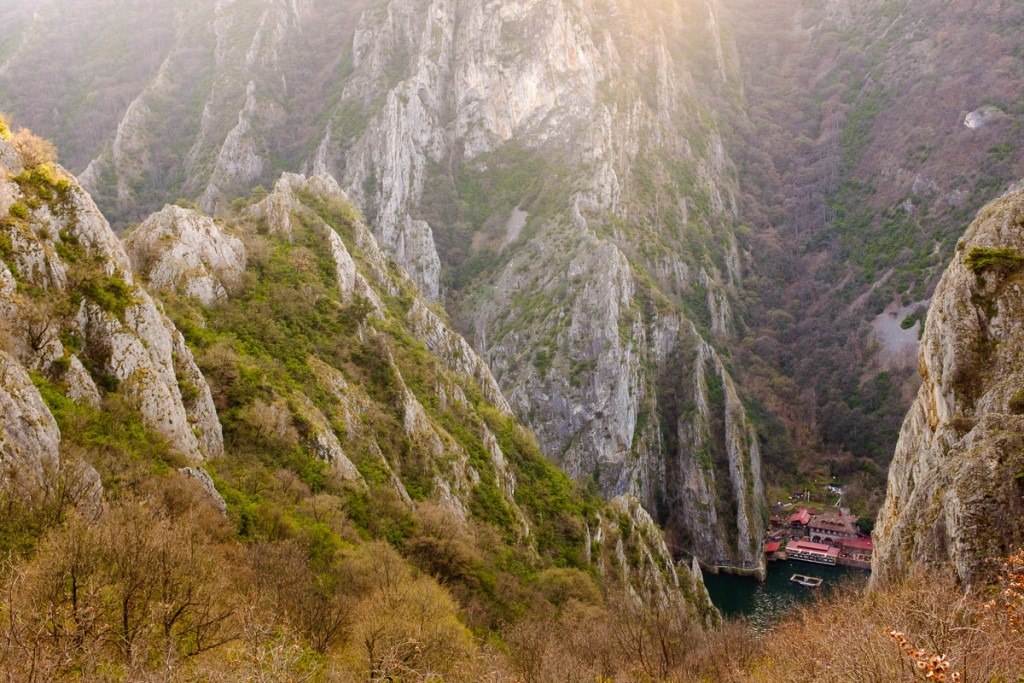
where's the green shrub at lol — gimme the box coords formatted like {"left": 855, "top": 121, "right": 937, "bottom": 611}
{"left": 49, "top": 355, "right": 70, "bottom": 376}
{"left": 470, "top": 481, "right": 517, "bottom": 536}
{"left": 1008, "top": 389, "right": 1024, "bottom": 415}
{"left": 15, "top": 164, "right": 69, "bottom": 200}
{"left": 964, "top": 247, "right": 1024, "bottom": 274}
{"left": 900, "top": 312, "right": 922, "bottom": 330}
{"left": 78, "top": 274, "right": 135, "bottom": 321}
{"left": 177, "top": 375, "right": 201, "bottom": 403}
{"left": 8, "top": 203, "right": 28, "bottom": 219}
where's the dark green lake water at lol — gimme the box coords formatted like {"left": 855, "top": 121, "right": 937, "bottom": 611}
{"left": 702, "top": 559, "right": 868, "bottom": 631}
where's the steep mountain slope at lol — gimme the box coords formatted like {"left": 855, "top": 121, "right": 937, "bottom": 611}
{"left": 0, "top": 122, "right": 719, "bottom": 677}
{"left": 871, "top": 186, "right": 1024, "bottom": 587}
{"left": 0, "top": 0, "right": 376, "bottom": 224}
{"left": 0, "top": 0, "right": 768, "bottom": 572}
{"left": 336, "top": 0, "right": 766, "bottom": 572}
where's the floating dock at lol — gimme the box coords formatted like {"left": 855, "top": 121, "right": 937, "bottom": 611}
{"left": 790, "top": 574, "right": 823, "bottom": 588}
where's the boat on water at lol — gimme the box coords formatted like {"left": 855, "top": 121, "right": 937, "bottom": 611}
{"left": 790, "top": 574, "right": 823, "bottom": 588}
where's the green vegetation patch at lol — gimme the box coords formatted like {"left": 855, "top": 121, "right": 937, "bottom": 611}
{"left": 963, "top": 247, "right": 1024, "bottom": 275}
{"left": 14, "top": 164, "right": 71, "bottom": 202}
{"left": 76, "top": 273, "right": 136, "bottom": 322}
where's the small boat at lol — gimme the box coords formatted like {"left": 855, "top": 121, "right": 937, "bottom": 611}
{"left": 790, "top": 574, "right": 823, "bottom": 588}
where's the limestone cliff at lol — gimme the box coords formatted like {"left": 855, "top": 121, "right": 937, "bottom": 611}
{"left": 871, "top": 187, "right": 1024, "bottom": 587}
{"left": 329, "top": 0, "right": 764, "bottom": 571}
{"left": 0, "top": 349, "right": 61, "bottom": 485}
{"left": 124, "top": 204, "right": 247, "bottom": 306}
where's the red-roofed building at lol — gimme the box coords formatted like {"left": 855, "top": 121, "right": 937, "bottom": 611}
{"left": 843, "top": 537, "right": 873, "bottom": 551}
{"left": 837, "top": 535, "right": 874, "bottom": 568}
{"left": 787, "top": 539, "right": 840, "bottom": 565}
{"left": 789, "top": 508, "right": 810, "bottom": 527}
{"left": 789, "top": 540, "right": 832, "bottom": 552}
{"left": 765, "top": 541, "right": 781, "bottom": 554}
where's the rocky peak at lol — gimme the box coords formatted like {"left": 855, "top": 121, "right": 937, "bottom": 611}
{"left": 125, "top": 204, "right": 247, "bottom": 306}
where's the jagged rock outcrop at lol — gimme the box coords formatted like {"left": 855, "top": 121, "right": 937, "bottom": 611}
{"left": 248, "top": 173, "right": 387, "bottom": 311}
{"left": 0, "top": 349, "right": 102, "bottom": 510}
{"left": 406, "top": 299, "right": 512, "bottom": 416}
{"left": 125, "top": 204, "right": 246, "bottom": 305}
{"left": 598, "top": 493, "right": 716, "bottom": 626}
{"left": 871, "top": 188, "right": 1024, "bottom": 587}
{"left": 671, "top": 337, "right": 766, "bottom": 575}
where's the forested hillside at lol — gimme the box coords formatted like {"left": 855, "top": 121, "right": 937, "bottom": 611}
{"left": 721, "top": 0, "right": 1024, "bottom": 510}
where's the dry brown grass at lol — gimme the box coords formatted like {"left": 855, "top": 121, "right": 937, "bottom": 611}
{"left": 1, "top": 465, "right": 1020, "bottom": 683}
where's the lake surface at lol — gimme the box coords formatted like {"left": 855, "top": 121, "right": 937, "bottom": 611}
{"left": 702, "top": 559, "right": 868, "bottom": 631}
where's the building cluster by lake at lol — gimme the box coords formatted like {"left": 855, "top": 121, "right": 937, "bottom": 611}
{"left": 764, "top": 507, "right": 873, "bottom": 569}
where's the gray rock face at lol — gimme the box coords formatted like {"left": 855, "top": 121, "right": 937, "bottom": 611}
{"left": 0, "top": 349, "right": 102, "bottom": 509}
{"left": 125, "top": 204, "right": 247, "bottom": 305}
{"left": 472, "top": 225, "right": 765, "bottom": 571}
{"left": 68, "top": 259, "right": 221, "bottom": 463}
{"left": 871, "top": 188, "right": 1024, "bottom": 587}
{"left": 671, "top": 338, "right": 765, "bottom": 574}
{"left": 0, "top": 351, "right": 61, "bottom": 485}
{"left": 334, "top": 0, "right": 627, "bottom": 298}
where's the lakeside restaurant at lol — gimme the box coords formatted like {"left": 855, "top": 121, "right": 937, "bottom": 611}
{"left": 786, "top": 539, "right": 840, "bottom": 566}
